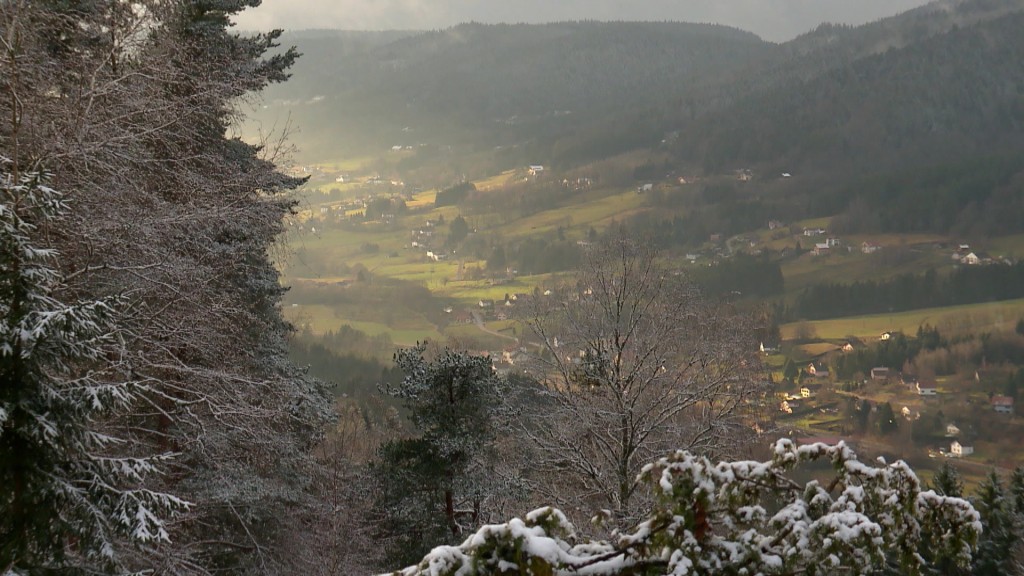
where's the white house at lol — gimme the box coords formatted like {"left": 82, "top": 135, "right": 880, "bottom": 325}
{"left": 962, "top": 252, "right": 991, "bottom": 265}
{"left": 916, "top": 382, "right": 938, "bottom": 396}
{"left": 946, "top": 424, "right": 961, "bottom": 437}
{"left": 950, "top": 441, "right": 974, "bottom": 457}
{"left": 807, "top": 362, "right": 829, "bottom": 378}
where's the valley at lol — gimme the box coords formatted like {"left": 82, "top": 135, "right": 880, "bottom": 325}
{"left": 259, "top": 2, "right": 1024, "bottom": 493}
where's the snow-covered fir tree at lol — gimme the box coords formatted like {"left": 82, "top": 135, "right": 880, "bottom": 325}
{"left": 0, "top": 2, "right": 332, "bottom": 572}
{"left": 0, "top": 166, "right": 187, "bottom": 573}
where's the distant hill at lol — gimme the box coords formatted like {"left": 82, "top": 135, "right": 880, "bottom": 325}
{"left": 675, "top": 7, "right": 1024, "bottom": 235}
{"left": 254, "top": 22, "right": 769, "bottom": 160}
{"left": 255, "top": 0, "right": 1024, "bottom": 236}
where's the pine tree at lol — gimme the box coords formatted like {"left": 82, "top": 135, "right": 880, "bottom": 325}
{"left": 877, "top": 402, "right": 899, "bottom": 435}
{"left": 972, "top": 471, "right": 1023, "bottom": 576}
{"left": 1011, "top": 466, "right": 1024, "bottom": 515}
{"left": 931, "top": 461, "right": 964, "bottom": 497}
{"left": 0, "top": 167, "right": 185, "bottom": 573}
{"left": 782, "top": 357, "right": 799, "bottom": 382}
{"left": 373, "top": 344, "right": 506, "bottom": 567}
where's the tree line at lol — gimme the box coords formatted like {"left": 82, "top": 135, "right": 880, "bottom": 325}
{"left": 788, "top": 263, "right": 1024, "bottom": 321}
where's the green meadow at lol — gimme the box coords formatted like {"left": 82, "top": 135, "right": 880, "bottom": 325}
{"left": 781, "top": 298, "right": 1024, "bottom": 340}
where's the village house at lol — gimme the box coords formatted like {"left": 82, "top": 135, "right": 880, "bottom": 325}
{"left": 870, "top": 367, "right": 891, "bottom": 381}
{"left": 861, "top": 241, "right": 882, "bottom": 254}
{"left": 950, "top": 441, "right": 974, "bottom": 458}
{"left": 916, "top": 381, "right": 938, "bottom": 396}
{"left": 961, "top": 251, "right": 991, "bottom": 265}
{"left": 992, "top": 395, "right": 1015, "bottom": 414}
{"left": 946, "top": 423, "right": 961, "bottom": 437}
{"left": 807, "top": 362, "right": 830, "bottom": 378}
{"left": 813, "top": 243, "right": 830, "bottom": 256}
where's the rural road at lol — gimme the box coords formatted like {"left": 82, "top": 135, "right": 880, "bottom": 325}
{"left": 471, "top": 310, "right": 519, "bottom": 343}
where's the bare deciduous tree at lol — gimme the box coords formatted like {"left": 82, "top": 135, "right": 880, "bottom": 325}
{"left": 519, "top": 235, "right": 770, "bottom": 526}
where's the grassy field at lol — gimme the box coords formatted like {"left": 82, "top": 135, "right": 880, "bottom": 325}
{"left": 406, "top": 189, "right": 438, "bottom": 208}
{"left": 443, "top": 323, "right": 515, "bottom": 351}
{"left": 791, "top": 342, "right": 842, "bottom": 360}
{"left": 489, "top": 189, "right": 647, "bottom": 240}
{"left": 283, "top": 304, "right": 443, "bottom": 345}
{"left": 781, "top": 298, "right": 1024, "bottom": 340}
{"left": 311, "top": 157, "right": 374, "bottom": 173}
{"left": 989, "top": 233, "right": 1024, "bottom": 258}
{"left": 781, "top": 249, "right": 949, "bottom": 296}
{"left": 437, "top": 276, "right": 554, "bottom": 303}
{"left": 474, "top": 170, "right": 520, "bottom": 191}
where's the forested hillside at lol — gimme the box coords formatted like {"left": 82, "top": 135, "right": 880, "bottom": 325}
{"left": 255, "top": 21, "right": 770, "bottom": 160}
{"left": 679, "top": 10, "right": 1024, "bottom": 233}
{"left": 258, "top": 0, "right": 1024, "bottom": 235}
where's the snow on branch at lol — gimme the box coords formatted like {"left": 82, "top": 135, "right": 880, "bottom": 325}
{"left": 387, "top": 439, "right": 980, "bottom": 576}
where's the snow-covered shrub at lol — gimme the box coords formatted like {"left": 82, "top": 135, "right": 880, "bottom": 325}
{"left": 387, "top": 439, "right": 980, "bottom": 576}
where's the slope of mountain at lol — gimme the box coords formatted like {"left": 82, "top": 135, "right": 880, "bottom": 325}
{"left": 254, "top": 22, "right": 771, "bottom": 159}
{"left": 255, "top": 0, "right": 1024, "bottom": 235}
{"left": 676, "top": 8, "right": 1024, "bottom": 235}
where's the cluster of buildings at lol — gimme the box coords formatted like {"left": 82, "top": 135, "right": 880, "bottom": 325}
{"left": 952, "top": 244, "right": 1003, "bottom": 266}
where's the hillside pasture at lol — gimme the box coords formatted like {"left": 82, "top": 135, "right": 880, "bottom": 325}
{"left": 791, "top": 342, "right": 842, "bottom": 361}
{"left": 284, "top": 304, "right": 442, "bottom": 345}
{"left": 989, "top": 233, "right": 1024, "bottom": 259}
{"left": 437, "top": 276, "right": 550, "bottom": 303}
{"left": 781, "top": 249, "right": 949, "bottom": 295}
{"left": 781, "top": 298, "right": 1024, "bottom": 340}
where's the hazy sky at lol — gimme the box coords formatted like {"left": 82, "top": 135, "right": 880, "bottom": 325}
{"left": 234, "top": 0, "right": 935, "bottom": 42}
